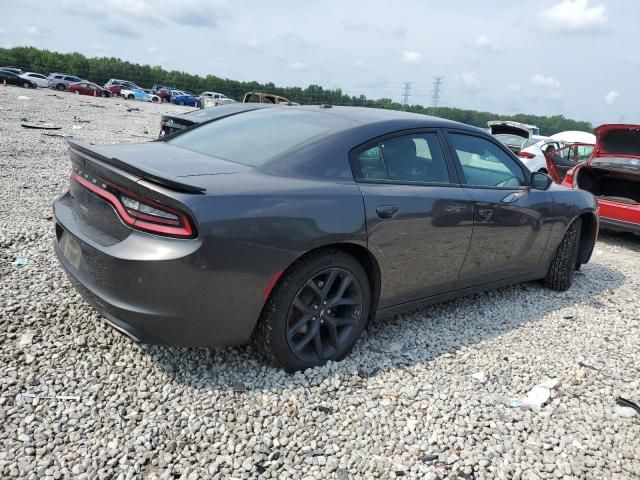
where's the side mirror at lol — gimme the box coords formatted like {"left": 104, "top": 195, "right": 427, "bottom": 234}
{"left": 531, "top": 171, "right": 552, "bottom": 190}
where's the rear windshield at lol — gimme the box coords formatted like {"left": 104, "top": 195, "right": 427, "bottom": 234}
{"left": 495, "top": 134, "right": 526, "bottom": 147}
{"left": 169, "top": 108, "right": 351, "bottom": 167}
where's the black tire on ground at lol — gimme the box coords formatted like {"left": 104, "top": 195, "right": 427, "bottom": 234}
{"left": 179, "top": 101, "right": 185, "bottom": 106}
{"left": 255, "top": 249, "right": 371, "bottom": 372}
{"left": 22, "top": 82, "right": 30, "bottom": 88}
{"left": 161, "top": 97, "right": 168, "bottom": 103}
{"left": 56, "top": 84, "right": 65, "bottom": 91}
{"left": 544, "top": 217, "right": 582, "bottom": 291}
{"left": 128, "top": 94, "right": 134, "bottom": 100}
{"left": 152, "top": 97, "right": 159, "bottom": 102}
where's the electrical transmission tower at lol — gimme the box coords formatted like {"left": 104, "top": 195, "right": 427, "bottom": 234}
{"left": 401, "top": 82, "right": 412, "bottom": 110}
{"left": 431, "top": 76, "right": 444, "bottom": 109}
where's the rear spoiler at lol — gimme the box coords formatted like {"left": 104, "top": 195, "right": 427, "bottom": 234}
{"left": 66, "top": 138, "right": 206, "bottom": 193}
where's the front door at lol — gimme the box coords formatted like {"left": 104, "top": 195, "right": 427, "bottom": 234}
{"left": 445, "top": 131, "right": 554, "bottom": 288}
{"left": 352, "top": 130, "right": 474, "bottom": 308}
{"left": 545, "top": 143, "right": 594, "bottom": 183}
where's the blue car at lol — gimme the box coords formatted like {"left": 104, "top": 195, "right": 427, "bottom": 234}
{"left": 170, "top": 90, "right": 201, "bottom": 107}
{"left": 122, "top": 87, "right": 160, "bottom": 102}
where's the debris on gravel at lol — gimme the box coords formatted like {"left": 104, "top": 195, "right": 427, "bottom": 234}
{"left": 1, "top": 86, "right": 640, "bottom": 479}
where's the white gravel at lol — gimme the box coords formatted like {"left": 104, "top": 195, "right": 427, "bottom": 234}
{"left": 1, "top": 86, "right": 640, "bottom": 480}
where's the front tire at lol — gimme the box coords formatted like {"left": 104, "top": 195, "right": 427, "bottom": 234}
{"left": 544, "top": 218, "right": 582, "bottom": 291}
{"left": 256, "top": 249, "right": 371, "bottom": 372}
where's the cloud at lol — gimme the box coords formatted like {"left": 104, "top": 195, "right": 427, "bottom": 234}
{"left": 355, "top": 59, "right": 367, "bottom": 70}
{"left": 146, "top": 46, "right": 159, "bottom": 53}
{"left": 103, "top": 22, "right": 140, "bottom": 38}
{"left": 402, "top": 51, "right": 421, "bottom": 64}
{"left": 26, "top": 26, "right": 45, "bottom": 36}
{"left": 474, "top": 35, "right": 496, "bottom": 52}
{"left": 63, "top": 0, "right": 222, "bottom": 28}
{"left": 508, "top": 83, "right": 521, "bottom": 92}
{"left": 288, "top": 62, "right": 307, "bottom": 71}
{"left": 604, "top": 90, "right": 619, "bottom": 105}
{"left": 454, "top": 72, "right": 480, "bottom": 92}
{"left": 531, "top": 74, "right": 560, "bottom": 89}
{"left": 343, "top": 20, "right": 405, "bottom": 38}
{"left": 541, "top": 0, "right": 608, "bottom": 33}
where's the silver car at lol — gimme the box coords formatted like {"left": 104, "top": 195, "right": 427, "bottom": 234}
{"left": 48, "top": 73, "right": 83, "bottom": 91}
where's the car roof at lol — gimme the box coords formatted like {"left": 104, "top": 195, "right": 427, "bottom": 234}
{"left": 295, "top": 105, "right": 483, "bottom": 131}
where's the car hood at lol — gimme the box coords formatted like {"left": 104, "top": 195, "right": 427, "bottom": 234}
{"left": 91, "top": 142, "right": 251, "bottom": 179}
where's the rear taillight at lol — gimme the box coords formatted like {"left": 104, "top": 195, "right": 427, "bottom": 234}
{"left": 71, "top": 172, "right": 195, "bottom": 238}
{"left": 518, "top": 151, "right": 536, "bottom": 159}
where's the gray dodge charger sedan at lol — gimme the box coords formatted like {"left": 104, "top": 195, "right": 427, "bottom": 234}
{"left": 53, "top": 105, "right": 598, "bottom": 371}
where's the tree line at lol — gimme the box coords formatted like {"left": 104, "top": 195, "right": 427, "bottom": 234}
{"left": 0, "top": 46, "right": 593, "bottom": 135}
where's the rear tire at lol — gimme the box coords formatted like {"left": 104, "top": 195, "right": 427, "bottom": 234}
{"left": 74, "top": 90, "right": 80, "bottom": 95}
{"left": 56, "top": 84, "right": 65, "bottom": 91}
{"left": 128, "top": 94, "right": 134, "bottom": 100}
{"left": 544, "top": 218, "right": 582, "bottom": 291}
{"left": 256, "top": 249, "right": 371, "bottom": 372}
{"left": 161, "top": 97, "right": 168, "bottom": 103}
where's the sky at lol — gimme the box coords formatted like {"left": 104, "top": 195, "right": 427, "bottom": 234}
{"left": 2, "top": 0, "right": 638, "bottom": 126}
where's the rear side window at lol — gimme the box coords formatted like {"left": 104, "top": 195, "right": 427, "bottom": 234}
{"left": 356, "top": 133, "right": 450, "bottom": 184}
{"left": 170, "top": 109, "right": 352, "bottom": 167}
{"left": 449, "top": 133, "right": 526, "bottom": 188}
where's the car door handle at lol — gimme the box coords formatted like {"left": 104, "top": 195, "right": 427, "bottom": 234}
{"left": 502, "top": 192, "right": 524, "bottom": 203}
{"left": 376, "top": 205, "right": 398, "bottom": 219}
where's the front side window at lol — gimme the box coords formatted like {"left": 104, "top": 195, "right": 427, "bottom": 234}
{"left": 449, "top": 133, "right": 526, "bottom": 188}
{"left": 356, "top": 133, "right": 450, "bottom": 184}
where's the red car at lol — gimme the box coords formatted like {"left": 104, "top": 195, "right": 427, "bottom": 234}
{"left": 68, "top": 82, "right": 111, "bottom": 97}
{"left": 547, "top": 124, "right": 640, "bottom": 234}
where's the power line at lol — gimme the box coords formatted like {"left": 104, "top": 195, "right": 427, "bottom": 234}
{"left": 401, "top": 82, "right": 412, "bottom": 110}
{"left": 431, "top": 76, "right": 444, "bottom": 109}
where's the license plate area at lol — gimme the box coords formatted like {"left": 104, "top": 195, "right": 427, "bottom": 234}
{"left": 59, "top": 230, "right": 82, "bottom": 270}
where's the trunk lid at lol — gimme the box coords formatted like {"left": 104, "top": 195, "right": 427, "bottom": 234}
{"left": 67, "top": 138, "right": 251, "bottom": 192}
{"left": 589, "top": 124, "right": 640, "bottom": 170}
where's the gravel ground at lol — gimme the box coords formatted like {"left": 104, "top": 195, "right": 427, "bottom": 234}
{"left": 1, "top": 86, "right": 639, "bottom": 480}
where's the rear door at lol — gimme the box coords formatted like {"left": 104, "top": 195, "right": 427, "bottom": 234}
{"left": 353, "top": 130, "right": 474, "bottom": 308}
{"left": 444, "top": 131, "right": 553, "bottom": 288}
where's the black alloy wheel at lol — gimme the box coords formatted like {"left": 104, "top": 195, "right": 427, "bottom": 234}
{"left": 256, "top": 249, "right": 371, "bottom": 371}
{"left": 286, "top": 267, "right": 363, "bottom": 364}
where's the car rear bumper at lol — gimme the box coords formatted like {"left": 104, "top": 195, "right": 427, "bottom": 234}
{"left": 53, "top": 191, "right": 293, "bottom": 347}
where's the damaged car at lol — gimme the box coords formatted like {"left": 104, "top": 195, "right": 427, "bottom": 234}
{"left": 53, "top": 107, "right": 598, "bottom": 371}
{"left": 548, "top": 124, "right": 640, "bottom": 234}
{"left": 488, "top": 120, "right": 546, "bottom": 154}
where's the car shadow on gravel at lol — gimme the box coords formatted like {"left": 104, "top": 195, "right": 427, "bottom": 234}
{"left": 143, "top": 263, "right": 625, "bottom": 391}
{"left": 598, "top": 230, "right": 640, "bottom": 252}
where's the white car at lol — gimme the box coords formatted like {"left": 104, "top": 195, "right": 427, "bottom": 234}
{"left": 19, "top": 72, "right": 48, "bottom": 88}
{"left": 518, "top": 131, "right": 596, "bottom": 173}
{"left": 120, "top": 88, "right": 160, "bottom": 102}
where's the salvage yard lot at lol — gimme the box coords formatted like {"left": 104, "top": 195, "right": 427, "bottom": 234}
{"left": 1, "top": 87, "right": 639, "bottom": 479}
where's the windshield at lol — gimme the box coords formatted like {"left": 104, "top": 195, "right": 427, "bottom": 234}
{"left": 169, "top": 108, "right": 350, "bottom": 167}
{"left": 495, "top": 134, "right": 526, "bottom": 147}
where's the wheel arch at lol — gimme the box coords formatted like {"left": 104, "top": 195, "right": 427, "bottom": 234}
{"left": 263, "top": 241, "right": 382, "bottom": 320}
{"left": 577, "top": 211, "right": 598, "bottom": 265}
